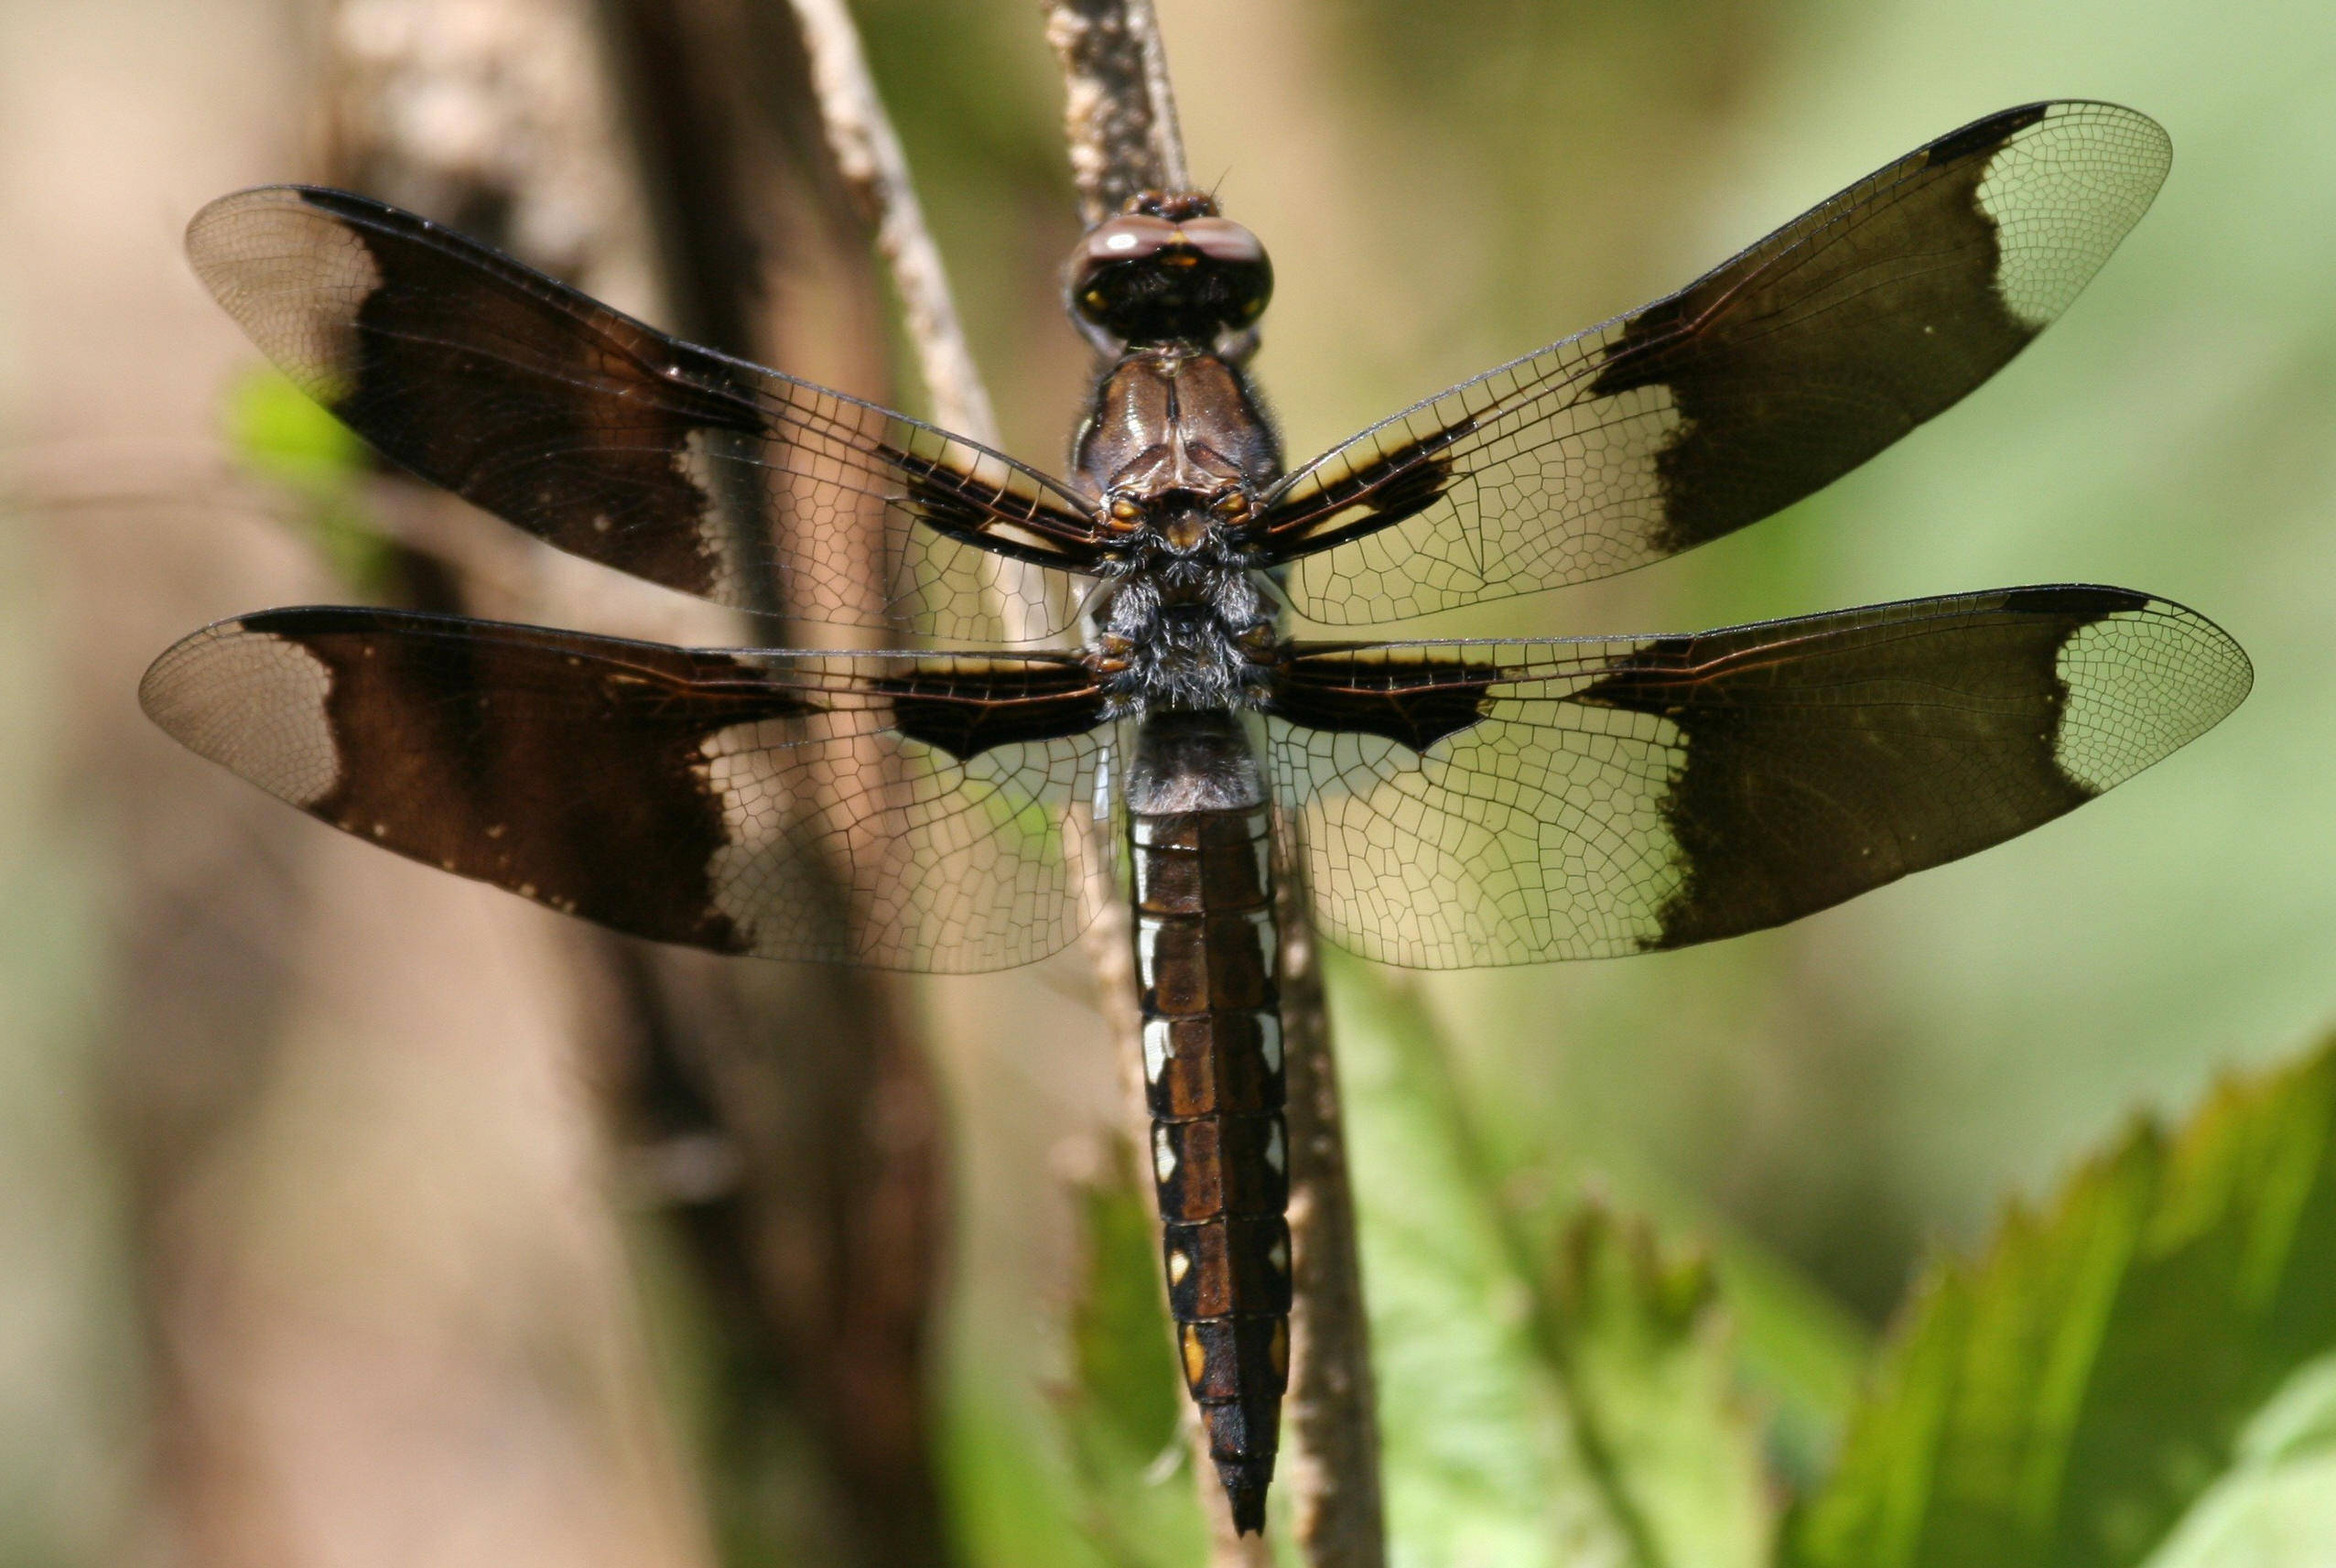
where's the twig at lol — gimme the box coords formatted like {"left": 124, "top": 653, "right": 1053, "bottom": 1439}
{"left": 1044, "top": 0, "right": 1189, "bottom": 224}
{"left": 784, "top": 0, "right": 999, "bottom": 445}
{"left": 1272, "top": 862, "right": 1387, "bottom": 1565}
{"left": 1045, "top": 5, "right": 1389, "bottom": 1563}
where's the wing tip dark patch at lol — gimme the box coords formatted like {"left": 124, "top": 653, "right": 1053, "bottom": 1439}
{"left": 1589, "top": 99, "right": 2151, "bottom": 563}
{"left": 1923, "top": 101, "right": 2054, "bottom": 166}
{"left": 1998, "top": 583, "right": 2153, "bottom": 620}
{"left": 1594, "top": 585, "right": 2244, "bottom": 955}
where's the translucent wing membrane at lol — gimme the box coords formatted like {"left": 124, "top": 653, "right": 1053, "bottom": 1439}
{"left": 186, "top": 186, "right": 1102, "bottom": 642}
{"left": 139, "top": 609, "right": 1111, "bottom": 971}
{"left": 1263, "top": 102, "right": 2171, "bottom": 623}
{"left": 1265, "top": 588, "right": 2248, "bottom": 968}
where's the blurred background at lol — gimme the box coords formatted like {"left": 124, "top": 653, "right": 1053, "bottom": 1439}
{"left": 0, "top": 0, "right": 2329, "bottom": 1563}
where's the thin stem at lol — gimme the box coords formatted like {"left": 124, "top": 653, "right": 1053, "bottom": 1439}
{"left": 784, "top": 0, "right": 1000, "bottom": 446}
{"left": 1045, "top": 0, "right": 1190, "bottom": 224}
{"left": 794, "top": 4, "right": 1390, "bottom": 1558}
{"left": 1272, "top": 856, "right": 1389, "bottom": 1566}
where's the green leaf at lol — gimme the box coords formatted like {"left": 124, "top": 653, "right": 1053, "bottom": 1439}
{"left": 1048, "top": 1146, "right": 1207, "bottom": 1568}
{"left": 1330, "top": 953, "right": 1774, "bottom": 1567}
{"left": 2140, "top": 1352, "right": 2336, "bottom": 1568}
{"left": 227, "top": 365, "right": 364, "bottom": 485}
{"left": 1787, "top": 1035, "right": 2336, "bottom": 1568}
{"left": 1334, "top": 956, "right": 1615, "bottom": 1564}
{"left": 224, "top": 367, "right": 395, "bottom": 594}
{"left": 1545, "top": 1205, "right": 1775, "bottom": 1568}
{"left": 1694, "top": 1216, "right": 1869, "bottom": 1494}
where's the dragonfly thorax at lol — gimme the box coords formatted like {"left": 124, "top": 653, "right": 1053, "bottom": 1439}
{"left": 1090, "top": 550, "right": 1278, "bottom": 716}
{"left": 1074, "top": 335, "right": 1286, "bottom": 717}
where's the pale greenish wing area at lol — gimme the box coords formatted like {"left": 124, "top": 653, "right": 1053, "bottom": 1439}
{"left": 1269, "top": 639, "right": 1690, "bottom": 971}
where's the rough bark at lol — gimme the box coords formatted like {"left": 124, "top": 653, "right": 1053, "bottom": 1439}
{"left": 331, "top": 1, "right": 957, "bottom": 1563}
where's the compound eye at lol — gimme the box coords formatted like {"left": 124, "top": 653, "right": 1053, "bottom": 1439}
{"left": 1175, "top": 217, "right": 1266, "bottom": 267}
{"left": 1068, "top": 207, "right": 1275, "bottom": 340}
{"left": 1076, "top": 214, "right": 1179, "bottom": 277}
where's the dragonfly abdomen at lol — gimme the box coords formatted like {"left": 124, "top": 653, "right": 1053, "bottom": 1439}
{"left": 1127, "top": 716, "right": 1291, "bottom": 1535}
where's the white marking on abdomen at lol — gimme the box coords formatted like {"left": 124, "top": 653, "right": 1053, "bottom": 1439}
{"left": 1257, "top": 1013, "right": 1283, "bottom": 1075}
{"left": 1241, "top": 909, "right": 1278, "bottom": 978}
{"left": 1135, "top": 916, "right": 1165, "bottom": 988}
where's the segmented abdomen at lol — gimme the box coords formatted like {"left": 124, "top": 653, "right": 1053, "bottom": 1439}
{"left": 1131, "top": 798, "right": 1290, "bottom": 1530}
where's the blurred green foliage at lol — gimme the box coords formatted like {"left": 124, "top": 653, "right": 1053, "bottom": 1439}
{"left": 2141, "top": 1354, "right": 2336, "bottom": 1567}
{"left": 1016, "top": 1000, "right": 2336, "bottom": 1567}
{"left": 1327, "top": 952, "right": 1792, "bottom": 1563}
{"left": 224, "top": 367, "right": 395, "bottom": 595}
{"left": 1053, "top": 1158, "right": 1208, "bottom": 1567}
{"left": 1788, "top": 1035, "right": 2336, "bottom": 1568}
{"left": 1537, "top": 1205, "right": 1772, "bottom": 1568}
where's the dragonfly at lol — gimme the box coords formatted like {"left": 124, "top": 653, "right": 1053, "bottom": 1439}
{"left": 143, "top": 101, "right": 2249, "bottom": 1533}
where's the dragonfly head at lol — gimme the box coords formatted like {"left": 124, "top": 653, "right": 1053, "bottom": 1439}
{"left": 1069, "top": 191, "right": 1272, "bottom": 347}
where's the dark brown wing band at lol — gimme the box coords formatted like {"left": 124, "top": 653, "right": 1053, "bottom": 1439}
{"left": 1270, "top": 587, "right": 2248, "bottom": 967}
{"left": 139, "top": 608, "right": 1110, "bottom": 970}
{"left": 1260, "top": 103, "right": 2171, "bottom": 623}
{"left": 187, "top": 186, "right": 1104, "bottom": 640}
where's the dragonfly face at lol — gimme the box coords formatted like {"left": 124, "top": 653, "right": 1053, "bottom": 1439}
{"left": 143, "top": 101, "right": 2251, "bottom": 1535}
{"left": 1068, "top": 191, "right": 1273, "bottom": 349}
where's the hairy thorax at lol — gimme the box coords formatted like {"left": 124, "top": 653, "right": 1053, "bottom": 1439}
{"left": 1073, "top": 349, "right": 1285, "bottom": 716}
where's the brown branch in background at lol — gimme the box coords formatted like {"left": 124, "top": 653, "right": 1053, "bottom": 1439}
{"left": 1045, "top": 5, "right": 1389, "bottom": 1563}
{"left": 784, "top": 0, "right": 998, "bottom": 445}
{"left": 594, "top": 5, "right": 960, "bottom": 1563}
{"left": 321, "top": 1, "right": 1379, "bottom": 1561}
{"left": 330, "top": 2, "right": 955, "bottom": 1564}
